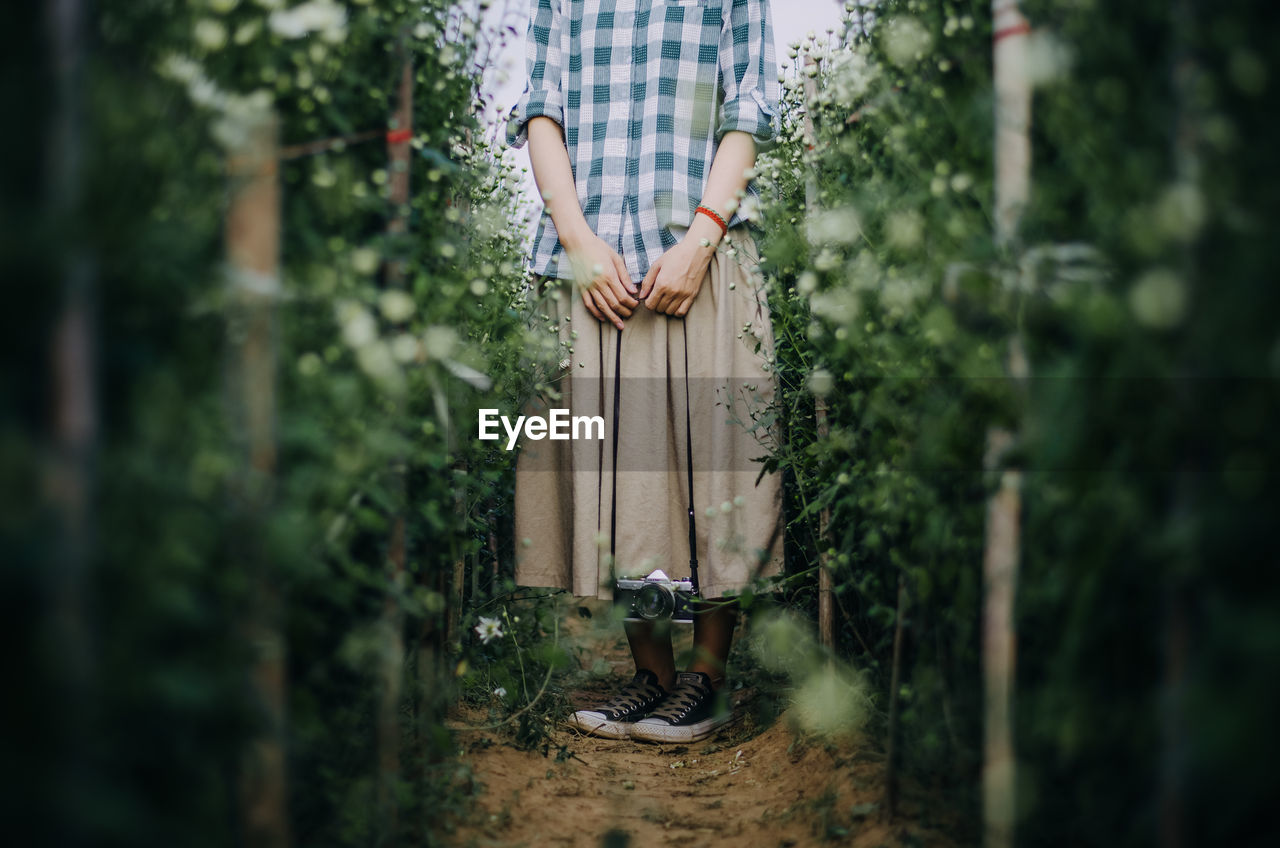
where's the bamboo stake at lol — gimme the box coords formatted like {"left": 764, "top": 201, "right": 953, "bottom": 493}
{"left": 984, "top": 3, "right": 1032, "bottom": 848}
{"left": 1161, "top": 3, "right": 1199, "bottom": 845}
{"left": 445, "top": 122, "right": 475, "bottom": 651}
{"left": 992, "top": 1, "right": 1032, "bottom": 246}
{"left": 377, "top": 47, "right": 414, "bottom": 846}
{"left": 885, "top": 576, "right": 908, "bottom": 818}
{"left": 801, "top": 52, "right": 836, "bottom": 653}
{"left": 981, "top": 432, "right": 1021, "bottom": 848}
{"left": 45, "top": 3, "right": 97, "bottom": 824}
{"left": 226, "top": 112, "right": 290, "bottom": 848}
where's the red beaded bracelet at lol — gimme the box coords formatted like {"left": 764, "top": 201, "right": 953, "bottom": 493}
{"left": 694, "top": 204, "right": 729, "bottom": 237}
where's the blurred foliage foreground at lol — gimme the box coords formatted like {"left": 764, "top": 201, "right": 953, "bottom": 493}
{"left": 6, "top": 1, "right": 544, "bottom": 846}
{"left": 3, "top": 1, "right": 1279, "bottom": 847}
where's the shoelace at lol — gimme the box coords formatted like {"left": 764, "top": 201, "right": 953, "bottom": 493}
{"left": 647, "top": 680, "right": 711, "bottom": 721}
{"left": 601, "top": 680, "right": 661, "bottom": 714}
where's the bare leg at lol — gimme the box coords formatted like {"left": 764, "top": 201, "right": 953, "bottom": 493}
{"left": 689, "top": 600, "right": 737, "bottom": 689}
{"left": 625, "top": 620, "right": 676, "bottom": 692}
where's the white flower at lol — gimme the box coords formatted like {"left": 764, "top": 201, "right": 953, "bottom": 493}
{"left": 807, "top": 368, "right": 834, "bottom": 397}
{"left": 884, "top": 16, "right": 932, "bottom": 67}
{"left": 829, "top": 49, "right": 878, "bottom": 107}
{"left": 234, "top": 20, "right": 262, "bottom": 45}
{"left": 1128, "top": 269, "right": 1188, "bottom": 329}
{"left": 210, "top": 90, "right": 274, "bottom": 150}
{"left": 885, "top": 210, "right": 924, "bottom": 251}
{"left": 493, "top": 687, "right": 507, "bottom": 698}
{"left": 390, "top": 333, "right": 420, "bottom": 363}
{"left": 1025, "top": 31, "right": 1074, "bottom": 88}
{"left": 268, "top": 0, "right": 347, "bottom": 41}
{"left": 1154, "top": 183, "right": 1206, "bottom": 243}
{"left": 881, "top": 276, "right": 926, "bottom": 314}
{"left": 810, "top": 289, "right": 860, "bottom": 324}
{"left": 336, "top": 300, "right": 377, "bottom": 348}
{"left": 194, "top": 19, "right": 228, "bottom": 50}
{"left": 378, "top": 290, "right": 416, "bottom": 323}
{"left": 793, "top": 666, "right": 872, "bottom": 738}
{"left": 355, "top": 341, "right": 401, "bottom": 387}
{"left": 422, "top": 326, "right": 458, "bottom": 360}
{"left": 475, "top": 616, "right": 504, "bottom": 645}
{"left": 350, "top": 247, "right": 380, "bottom": 275}
{"left": 806, "top": 206, "right": 862, "bottom": 246}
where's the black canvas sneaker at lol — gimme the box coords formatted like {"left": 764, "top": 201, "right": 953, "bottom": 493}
{"left": 566, "top": 669, "right": 667, "bottom": 739}
{"left": 629, "top": 671, "right": 729, "bottom": 743}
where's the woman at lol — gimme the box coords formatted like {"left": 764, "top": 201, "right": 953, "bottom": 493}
{"left": 506, "top": 0, "right": 783, "bottom": 744}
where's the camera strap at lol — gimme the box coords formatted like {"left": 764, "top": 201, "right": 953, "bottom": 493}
{"left": 610, "top": 326, "right": 621, "bottom": 576}
{"left": 607, "top": 321, "right": 701, "bottom": 596}
{"left": 681, "top": 318, "right": 700, "bottom": 595}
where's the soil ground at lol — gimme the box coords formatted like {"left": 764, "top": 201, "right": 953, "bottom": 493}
{"left": 443, "top": 598, "right": 959, "bottom": 848}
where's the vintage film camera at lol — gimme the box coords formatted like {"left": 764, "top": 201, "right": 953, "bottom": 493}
{"left": 615, "top": 569, "right": 697, "bottom": 623}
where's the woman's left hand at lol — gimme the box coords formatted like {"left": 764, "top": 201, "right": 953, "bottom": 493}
{"left": 639, "top": 237, "right": 716, "bottom": 317}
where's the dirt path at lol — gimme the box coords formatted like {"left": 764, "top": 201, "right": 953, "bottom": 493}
{"left": 444, "top": 600, "right": 957, "bottom": 847}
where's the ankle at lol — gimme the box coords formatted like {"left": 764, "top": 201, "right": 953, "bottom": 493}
{"left": 638, "top": 667, "right": 677, "bottom": 692}
{"left": 687, "top": 668, "right": 726, "bottom": 690}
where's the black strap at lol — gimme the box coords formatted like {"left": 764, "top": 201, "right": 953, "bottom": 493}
{"left": 609, "top": 322, "right": 700, "bottom": 596}
{"left": 609, "top": 327, "right": 622, "bottom": 569}
{"left": 682, "top": 318, "right": 700, "bottom": 595}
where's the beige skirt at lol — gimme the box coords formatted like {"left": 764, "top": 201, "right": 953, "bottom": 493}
{"left": 513, "top": 227, "right": 784, "bottom": 600}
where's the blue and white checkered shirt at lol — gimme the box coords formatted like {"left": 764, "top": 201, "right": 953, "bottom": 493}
{"left": 506, "top": 0, "right": 780, "bottom": 286}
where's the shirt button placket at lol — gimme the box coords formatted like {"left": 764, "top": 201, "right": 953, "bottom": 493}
{"left": 621, "top": 0, "right": 644, "bottom": 275}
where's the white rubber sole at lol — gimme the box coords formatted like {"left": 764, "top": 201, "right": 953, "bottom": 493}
{"left": 567, "top": 710, "right": 631, "bottom": 739}
{"left": 628, "top": 714, "right": 728, "bottom": 744}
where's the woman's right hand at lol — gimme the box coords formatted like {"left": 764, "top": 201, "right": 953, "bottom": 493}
{"left": 561, "top": 228, "right": 639, "bottom": 330}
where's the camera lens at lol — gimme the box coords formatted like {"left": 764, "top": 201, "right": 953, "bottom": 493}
{"left": 636, "top": 583, "right": 675, "bottom": 620}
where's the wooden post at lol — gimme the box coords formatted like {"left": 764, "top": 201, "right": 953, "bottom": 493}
{"left": 981, "top": 432, "right": 1021, "bottom": 848}
{"left": 226, "top": 112, "right": 289, "bottom": 848}
{"left": 801, "top": 51, "right": 836, "bottom": 653}
{"left": 444, "top": 129, "right": 474, "bottom": 651}
{"left": 45, "top": 5, "right": 97, "bottom": 830}
{"left": 377, "top": 47, "right": 414, "bottom": 846}
{"left": 885, "top": 576, "right": 908, "bottom": 818}
{"left": 984, "top": 3, "right": 1032, "bottom": 848}
{"left": 1161, "top": 3, "right": 1199, "bottom": 845}
{"left": 992, "top": 1, "right": 1032, "bottom": 246}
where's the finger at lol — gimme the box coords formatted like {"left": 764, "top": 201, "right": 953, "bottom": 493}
{"left": 651, "top": 288, "right": 670, "bottom": 315}
{"left": 609, "top": 275, "right": 638, "bottom": 311}
{"left": 675, "top": 296, "right": 693, "bottom": 318}
{"left": 601, "top": 268, "right": 635, "bottom": 315}
{"left": 581, "top": 289, "right": 603, "bottom": 323}
{"left": 591, "top": 288, "right": 625, "bottom": 330}
{"left": 596, "top": 280, "right": 630, "bottom": 319}
{"left": 651, "top": 281, "right": 674, "bottom": 315}
{"left": 665, "top": 286, "right": 691, "bottom": 316}
{"left": 638, "top": 257, "right": 662, "bottom": 301}
{"left": 611, "top": 254, "right": 639, "bottom": 301}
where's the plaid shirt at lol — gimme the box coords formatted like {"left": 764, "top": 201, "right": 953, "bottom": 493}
{"left": 506, "top": 0, "right": 780, "bottom": 286}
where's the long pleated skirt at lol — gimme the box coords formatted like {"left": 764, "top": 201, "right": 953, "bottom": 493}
{"left": 513, "top": 226, "right": 784, "bottom": 600}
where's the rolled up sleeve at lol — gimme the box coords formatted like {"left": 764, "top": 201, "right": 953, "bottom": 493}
{"left": 506, "top": 0, "right": 565, "bottom": 149}
{"left": 716, "top": 0, "right": 781, "bottom": 150}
